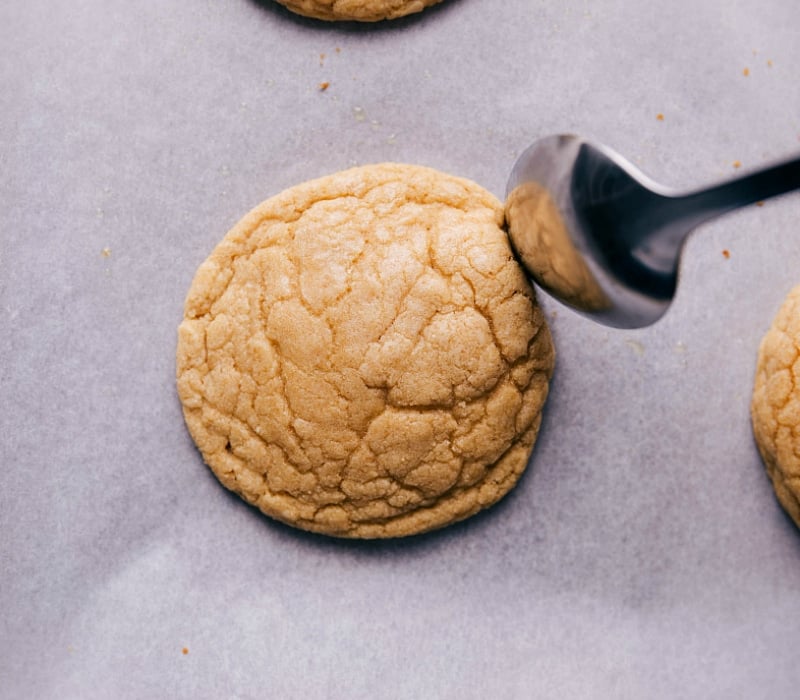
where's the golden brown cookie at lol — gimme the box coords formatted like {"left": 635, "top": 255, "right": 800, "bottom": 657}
{"left": 273, "top": 0, "right": 442, "bottom": 22}
{"left": 177, "top": 163, "right": 554, "bottom": 538}
{"left": 751, "top": 285, "right": 800, "bottom": 528}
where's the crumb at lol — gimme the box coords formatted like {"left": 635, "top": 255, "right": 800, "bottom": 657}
{"left": 319, "top": 53, "right": 325, "bottom": 66}
{"left": 101, "top": 247, "right": 111, "bottom": 258}
{"left": 318, "top": 81, "right": 330, "bottom": 91}
{"left": 656, "top": 113, "right": 664, "bottom": 121}
{"left": 756, "top": 201, "right": 765, "bottom": 207}
{"left": 722, "top": 249, "right": 730, "bottom": 259}
{"left": 743, "top": 67, "right": 750, "bottom": 77}
{"left": 625, "top": 339, "right": 645, "bottom": 356}
{"left": 182, "top": 647, "right": 189, "bottom": 655}
{"left": 732, "top": 160, "right": 742, "bottom": 169}
{"left": 335, "top": 47, "right": 341, "bottom": 53}
{"left": 767, "top": 59, "right": 773, "bottom": 67}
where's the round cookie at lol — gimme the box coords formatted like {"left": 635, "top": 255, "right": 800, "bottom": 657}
{"left": 177, "top": 163, "right": 555, "bottom": 538}
{"left": 273, "top": 0, "right": 442, "bottom": 22}
{"left": 751, "top": 285, "right": 800, "bottom": 528}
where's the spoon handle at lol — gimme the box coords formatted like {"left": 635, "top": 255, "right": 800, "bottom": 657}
{"left": 674, "top": 154, "right": 800, "bottom": 228}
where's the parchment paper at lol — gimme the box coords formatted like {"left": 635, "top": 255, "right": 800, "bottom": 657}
{"left": 2, "top": 1, "right": 800, "bottom": 697}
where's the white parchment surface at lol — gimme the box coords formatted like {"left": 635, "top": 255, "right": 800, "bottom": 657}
{"left": 2, "top": 1, "right": 800, "bottom": 697}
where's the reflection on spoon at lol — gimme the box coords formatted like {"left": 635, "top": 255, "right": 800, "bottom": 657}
{"left": 505, "top": 181, "right": 610, "bottom": 313}
{"left": 505, "top": 134, "right": 800, "bottom": 329}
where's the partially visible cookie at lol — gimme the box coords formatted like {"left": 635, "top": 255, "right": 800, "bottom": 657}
{"left": 273, "top": 0, "right": 443, "bottom": 22}
{"left": 751, "top": 285, "right": 800, "bottom": 528}
{"left": 176, "top": 163, "right": 554, "bottom": 538}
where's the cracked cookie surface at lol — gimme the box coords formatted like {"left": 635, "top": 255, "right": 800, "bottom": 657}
{"left": 177, "top": 163, "right": 555, "bottom": 538}
{"left": 273, "top": 0, "right": 443, "bottom": 21}
{"left": 752, "top": 284, "right": 800, "bottom": 528}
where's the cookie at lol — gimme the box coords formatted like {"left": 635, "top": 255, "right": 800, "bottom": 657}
{"left": 751, "top": 285, "right": 800, "bottom": 528}
{"left": 273, "top": 0, "right": 442, "bottom": 22}
{"left": 177, "top": 163, "right": 555, "bottom": 538}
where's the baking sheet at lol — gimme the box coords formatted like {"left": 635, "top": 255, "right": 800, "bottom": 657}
{"left": 2, "top": 0, "right": 800, "bottom": 697}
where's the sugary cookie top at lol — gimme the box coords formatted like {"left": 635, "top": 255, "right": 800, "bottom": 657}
{"left": 752, "top": 284, "right": 800, "bottom": 528}
{"left": 177, "top": 163, "right": 554, "bottom": 537}
{"left": 273, "top": 0, "right": 442, "bottom": 21}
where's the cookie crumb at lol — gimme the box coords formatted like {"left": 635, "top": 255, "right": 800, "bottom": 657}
{"left": 743, "top": 67, "right": 750, "bottom": 77}
{"left": 756, "top": 201, "right": 765, "bottom": 207}
{"left": 767, "top": 59, "right": 773, "bottom": 67}
{"left": 732, "top": 160, "right": 742, "bottom": 169}
{"left": 182, "top": 647, "right": 189, "bottom": 655}
{"left": 318, "top": 81, "right": 330, "bottom": 91}
{"left": 722, "top": 249, "right": 730, "bottom": 259}
{"left": 656, "top": 113, "right": 664, "bottom": 121}
{"left": 101, "top": 247, "right": 111, "bottom": 258}
{"left": 625, "top": 339, "right": 645, "bottom": 356}
{"left": 319, "top": 52, "right": 326, "bottom": 66}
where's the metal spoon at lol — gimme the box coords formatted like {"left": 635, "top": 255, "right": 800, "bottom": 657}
{"left": 505, "top": 134, "right": 800, "bottom": 328}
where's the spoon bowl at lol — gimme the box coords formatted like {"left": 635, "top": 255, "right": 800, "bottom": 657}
{"left": 505, "top": 134, "right": 800, "bottom": 328}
